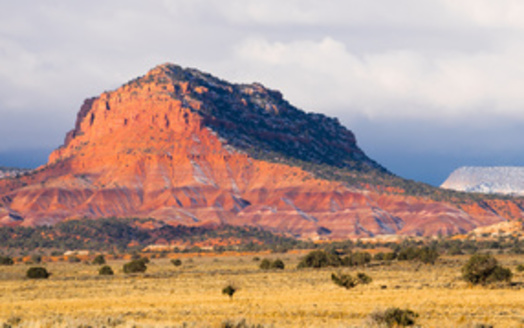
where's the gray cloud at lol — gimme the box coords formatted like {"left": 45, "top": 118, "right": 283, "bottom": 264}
{"left": 1, "top": 0, "right": 524, "bottom": 184}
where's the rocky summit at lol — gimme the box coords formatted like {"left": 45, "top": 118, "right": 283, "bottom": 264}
{"left": 0, "top": 64, "right": 522, "bottom": 238}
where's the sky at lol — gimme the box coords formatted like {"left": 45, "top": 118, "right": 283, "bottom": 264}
{"left": 1, "top": 1, "right": 524, "bottom": 186}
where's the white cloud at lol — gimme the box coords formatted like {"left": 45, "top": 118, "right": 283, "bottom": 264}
{"left": 230, "top": 36, "right": 524, "bottom": 121}
{"left": 1, "top": 0, "right": 524, "bottom": 176}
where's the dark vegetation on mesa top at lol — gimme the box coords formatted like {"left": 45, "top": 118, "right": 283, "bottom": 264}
{"left": 127, "top": 64, "right": 524, "bottom": 204}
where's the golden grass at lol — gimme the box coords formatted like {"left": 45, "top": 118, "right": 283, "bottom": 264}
{"left": 0, "top": 254, "right": 523, "bottom": 327}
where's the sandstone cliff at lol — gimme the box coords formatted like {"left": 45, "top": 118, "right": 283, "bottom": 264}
{"left": 0, "top": 64, "right": 522, "bottom": 238}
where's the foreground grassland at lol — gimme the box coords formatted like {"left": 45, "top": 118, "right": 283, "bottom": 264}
{"left": 0, "top": 253, "right": 523, "bottom": 327}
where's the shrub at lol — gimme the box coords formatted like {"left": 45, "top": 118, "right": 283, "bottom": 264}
{"left": 462, "top": 254, "right": 512, "bottom": 285}
{"left": 221, "top": 318, "right": 263, "bottom": 328}
{"left": 98, "top": 265, "right": 114, "bottom": 275}
{"left": 448, "top": 245, "right": 463, "bottom": 255}
{"left": 373, "top": 252, "right": 385, "bottom": 261}
{"left": 357, "top": 272, "right": 372, "bottom": 284}
{"left": 341, "top": 252, "right": 372, "bottom": 266}
{"left": 68, "top": 256, "right": 81, "bottom": 263}
{"left": 92, "top": 254, "right": 106, "bottom": 265}
{"left": 271, "top": 259, "right": 285, "bottom": 270}
{"left": 171, "top": 259, "right": 182, "bottom": 267}
{"left": 30, "top": 254, "right": 42, "bottom": 264}
{"left": 331, "top": 273, "right": 357, "bottom": 289}
{"left": 260, "top": 258, "right": 285, "bottom": 270}
{"left": 0, "top": 255, "right": 14, "bottom": 265}
{"left": 397, "top": 246, "right": 439, "bottom": 264}
{"left": 297, "top": 250, "right": 341, "bottom": 269}
{"left": 516, "top": 264, "right": 524, "bottom": 272}
{"left": 123, "top": 259, "right": 147, "bottom": 274}
{"left": 368, "top": 307, "right": 419, "bottom": 327}
{"left": 222, "top": 285, "right": 236, "bottom": 299}
{"left": 486, "top": 266, "right": 512, "bottom": 284}
{"left": 397, "top": 247, "right": 418, "bottom": 261}
{"left": 383, "top": 252, "right": 397, "bottom": 261}
{"left": 417, "top": 247, "right": 439, "bottom": 264}
{"left": 259, "top": 258, "right": 272, "bottom": 270}
{"left": 26, "top": 267, "right": 50, "bottom": 279}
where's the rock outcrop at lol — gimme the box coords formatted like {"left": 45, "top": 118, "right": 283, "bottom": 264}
{"left": 0, "top": 64, "right": 522, "bottom": 238}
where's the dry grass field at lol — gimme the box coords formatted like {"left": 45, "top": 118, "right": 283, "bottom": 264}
{"left": 0, "top": 252, "right": 523, "bottom": 327}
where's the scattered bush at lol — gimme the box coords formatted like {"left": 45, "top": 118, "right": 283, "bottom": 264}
{"left": 341, "top": 252, "right": 372, "bottom": 266}
{"left": 357, "top": 272, "right": 372, "bottom": 284}
{"left": 462, "top": 253, "right": 512, "bottom": 285}
{"left": 417, "top": 247, "right": 439, "bottom": 264}
{"left": 221, "top": 318, "right": 264, "bottom": 328}
{"left": 30, "top": 254, "right": 42, "bottom": 264}
{"left": 0, "top": 255, "right": 14, "bottom": 265}
{"left": 397, "top": 246, "right": 438, "bottom": 264}
{"left": 383, "top": 252, "right": 397, "bottom": 261}
{"left": 373, "top": 252, "right": 385, "bottom": 261}
{"left": 123, "top": 259, "right": 147, "bottom": 274}
{"left": 92, "top": 254, "right": 106, "bottom": 265}
{"left": 171, "top": 259, "right": 182, "bottom": 267}
{"left": 516, "top": 264, "right": 524, "bottom": 272}
{"left": 259, "top": 258, "right": 285, "bottom": 270}
{"left": 259, "top": 258, "right": 272, "bottom": 270}
{"left": 222, "top": 285, "right": 237, "bottom": 299}
{"left": 297, "top": 250, "right": 341, "bottom": 269}
{"left": 331, "top": 273, "right": 357, "bottom": 289}
{"left": 368, "top": 307, "right": 419, "bottom": 327}
{"left": 98, "top": 265, "right": 114, "bottom": 275}
{"left": 68, "top": 256, "right": 81, "bottom": 263}
{"left": 271, "top": 259, "right": 285, "bottom": 270}
{"left": 447, "top": 245, "right": 463, "bottom": 255}
{"left": 26, "top": 267, "right": 50, "bottom": 279}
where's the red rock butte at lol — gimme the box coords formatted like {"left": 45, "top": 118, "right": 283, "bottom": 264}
{"left": 0, "top": 63, "right": 522, "bottom": 239}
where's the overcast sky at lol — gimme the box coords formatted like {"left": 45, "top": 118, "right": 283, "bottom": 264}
{"left": 1, "top": 0, "right": 524, "bottom": 185}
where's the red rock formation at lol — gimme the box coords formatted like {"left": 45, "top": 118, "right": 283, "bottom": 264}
{"left": 0, "top": 64, "right": 522, "bottom": 238}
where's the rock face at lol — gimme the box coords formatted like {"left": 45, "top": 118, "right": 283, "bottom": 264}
{"left": 0, "top": 64, "right": 522, "bottom": 238}
{"left": 441, "top": 166, "right": 524, "bottom": 196}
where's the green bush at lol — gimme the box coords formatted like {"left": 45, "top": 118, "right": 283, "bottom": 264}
{"left": 26, "top": 267, "right": 50, "bottom": 279}
{"left": 270, "top": 259, "right": 285, "bottom": 270}
{"left": 373, "top": 252, "right": 385, "bottom": 261}
{"left": 357, "top": 272, "right": 372, "bottom": 284}
{"left": 397, "top": 246, "right": 438, "bottom": 264}
{"left": 123, "top": 259, "right": 147, "bottom": 274}
{"left": 68, "top": 256, "right": 81, "bottom": 263}
{"left": 92, "top": 254, "right": 106, "bottom": 265}
{"left": 331, "top": 273, "right": 357, "bottom": 289}
{"left": 98, "top": 265, "right": 114, "bottom": 275}
{"left": 171, "top": 259, "right": 182, "bottom": 267}
{"left": 222, "top": 285, "right": 236, "bottom": 299}
{"left": 516, "top": 264, "right": 524, "bottom": 272}
{"left": 462, "top": 254, "right": 512, "bottom": 285}
{"left": 30, "top": 254, "right": 42, "bottom": 264}
{"left": 297, "top": 250, "right": 341, "bottom": 269}
{"left": 0, "top": 255, "right": 14, "bottom": 265}
{"left": 368, "top": 307, "right": 419, "bottom": 327}
{"left": 383, "top": 252, "right": 397, "bottom": 261}
{"left": 341, "top": 252, "right": 372, "bottom": 266}
{"left": 259, "top": 258, "right": 272, "bottom": 270}
{"left": 260, "top": 258, "right": 285, "bottom": 270}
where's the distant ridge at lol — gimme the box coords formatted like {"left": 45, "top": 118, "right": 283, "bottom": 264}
{"left": 441, "top": 166, "right": 524, "bottom": 196}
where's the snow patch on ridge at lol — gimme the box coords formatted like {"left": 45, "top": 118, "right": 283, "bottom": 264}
{"left": 441, "top": 166, "right": 524, "bottom": 196}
